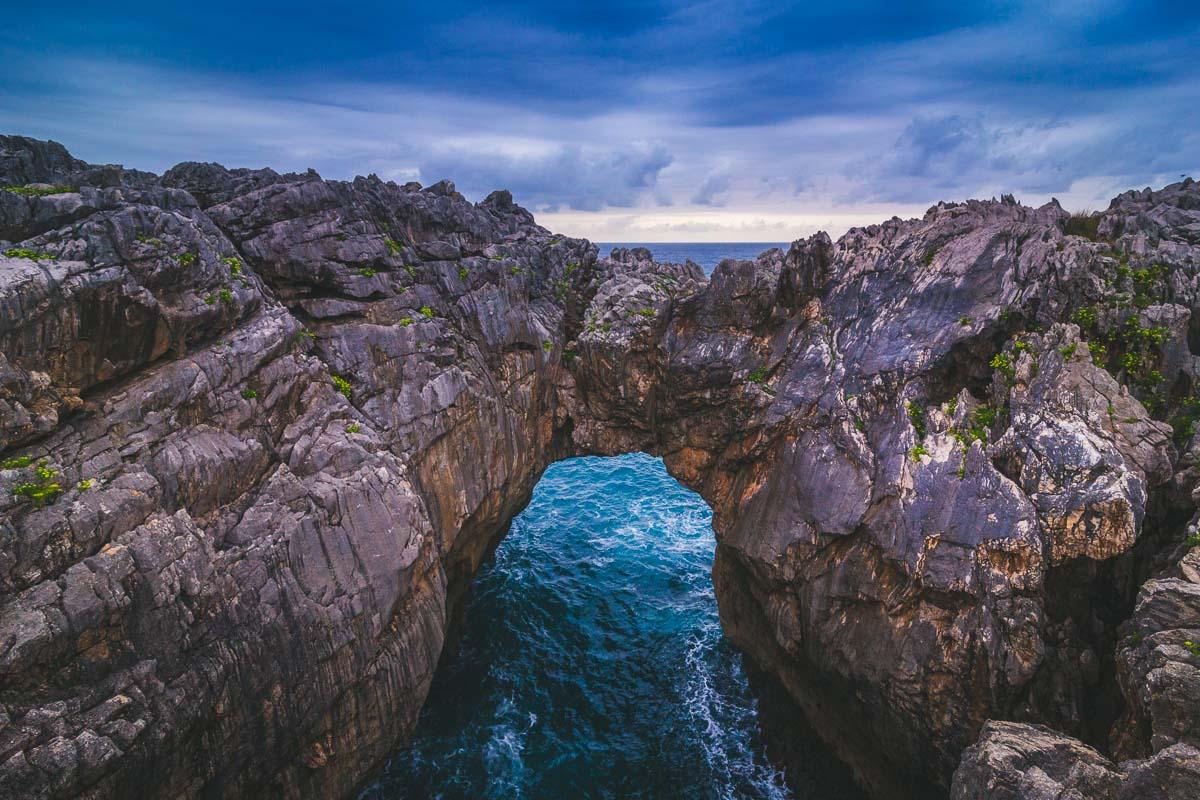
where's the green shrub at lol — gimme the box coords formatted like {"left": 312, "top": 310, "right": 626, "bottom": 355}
{"left": 400, "top": 316, "right": 414, "bottom": 327}
{"left": 331, "top": 375, "right": 352, "bottom": 400}
{"left": 1188, "top": 533, "right": 1200, "bottom": 548}
{"left": 12, "top": 459, "right": 63, "bottom": 508}
{"left": 906, "top": 400, "right": 927, "bottom": 439}
{"left": 222, "top": 256, "right": 243, "bottom": 276}
{"left": 296, "top": 327, "right": 316, "bottom": 340}
{"left": 358, "top": 267, "right": 378, "bottom": 277}
{"left": 1059, "top": 342, "right": 1078, "bottom": 359}
{"left": 219, "top": 288, "right": 235, "bottom": 306}
{"left": 1088, "top": 341, "right": 1107, "bottom": 364}
{"left": 1063, "top": 212, "right": 1101, "bottom": 241}
{"left": 1184, "top": 640, "right": 1200, "bottom": 656}
{"left": 384, "top": 237, "right": 402, "bottom": 255}
{"left": 241, "top": 389, "right": 258, "bottom": 400}
{"left": 4, "top": 247, "right": 52, "bottom": 261}
{"left": 990, "top": 352, "right": 1015, "bottom": 381}
{"left": 459, "top": 266, "right": 469, "bottom": 280}
{"left": 2, "top": 455, "right": 33, "bottom": 469}
{"left": 420, "top": 306, "right": 434, "bottom": 319}
{"left": 510, "top": 265, "right": 521, "bottom": 276}
{"left": 1073, "top": 306, "right": 1098, "bottom": 328}
{"left": 174, "top": 252, "right": 197, "bottom": 267}
{"left": 910, "top": 444, "right": 930, "bottom": 462}
{"left": 958, "top": 316, "right": 972, "bottom": 326}
{"left": 634, "top": 308, "right": 656, "bottom": 318}
{"left": 542, "top": 340, "right": 553, "bottom": 352}
{"left": 77, "top": 479, "right": 93, "bottom": 491}
{"left": 405, "top": 264, "right": 417, "bottom": 278}
{"left": 204, "top": 294, "right": 216, "bottom": 305}
{"left": 345, "top": 423, "right": 361, "bottom": 434}
{"left": 1171, "top": 397, "right": 1200, "bottom": 443}
{"left": 748, "top": 367, "right": 769, "bottom": 384}
{"left": 4, "top": 184, "right": 75, "bottom": 196}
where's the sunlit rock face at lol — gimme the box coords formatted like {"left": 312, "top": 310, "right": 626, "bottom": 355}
{"left": 1, "top": 136, "right": 1199, "bottom": 799}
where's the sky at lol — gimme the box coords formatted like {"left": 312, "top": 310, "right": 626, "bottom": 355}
{"left": 1, "top": 1, "right": 1198, "bottom": 242}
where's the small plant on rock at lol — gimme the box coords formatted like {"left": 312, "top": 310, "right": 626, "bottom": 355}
{"left": 345, "top": 423, "right": 361, "bottom": 434}
{"left": 1063, "top": 212, "right": 1101, "bottom": 241}
{"left": 906, "top": 400, "right": 927, "bottom": 439}
{"left": 384, "top": 237, "right": 402, "bottom": 255}
{"left": 910, "top": 444, "right": 930, "bottom": 462}
{"left": 542, "top": 340, "right": 553, "bottom": 352}
{"left": 1184, "top": 640, "right": 1200, "bottom": 657}
{"left": 420, "top": 306, "right": 434, "bottom": 319}
{"left": 3, "top": 184, "right": 75, "bottom": 197}
{"left": 990, "top": 352, "right": 1015, "bottom": 381}
{"left": 4, "top": 247, "right": 52, "bottom": 261}
{"left": 358, "top": 267, "right": 378, "bottom": 277}
{"left": 2, "top": 455, "right": 33, "bottom": 469}
{"left": 77, "top": 479, "right": 93, "bottom": 491}
{"left": 12, "top": 459, "right": 64, "bottom": 508}
{"left": 1072, "top": 306, "right": 1098, "bottom": 329}
{"left": 241, "top": 389, "right": 258, "bottom": 400}
{"left": 331, "top": 375, "right": 353, "bottom": 400}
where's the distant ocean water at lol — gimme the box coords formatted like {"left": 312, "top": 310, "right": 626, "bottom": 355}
{"left": 363, "top": 247, "right": 861, "bottom": 800}
{"left": 598, "top": 242, "right": 787, "bottom": 275}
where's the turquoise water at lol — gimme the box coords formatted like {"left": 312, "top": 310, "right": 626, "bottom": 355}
{"left": 362, "top": 454, "right": 862, "bottom": 799}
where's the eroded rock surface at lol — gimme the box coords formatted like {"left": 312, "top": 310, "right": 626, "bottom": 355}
{"left": 1, "top": 136, "right": 1199, "bottom": 799}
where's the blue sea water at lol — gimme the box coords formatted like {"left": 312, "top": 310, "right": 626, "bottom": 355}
{"left": 598, "top": 243, "right": 786, "bottom": 275}
{"left": 363, "top": 245, "right": 860, "bottom": 800}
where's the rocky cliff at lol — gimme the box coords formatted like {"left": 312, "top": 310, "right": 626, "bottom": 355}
{"left": 1, "top": 136, "right": 1197, "bottom": 799}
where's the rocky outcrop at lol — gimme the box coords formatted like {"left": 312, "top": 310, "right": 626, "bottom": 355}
{"left": 1, "top": 136, "right": 1199, "bottom": 799}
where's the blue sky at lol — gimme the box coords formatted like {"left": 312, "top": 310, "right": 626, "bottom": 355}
{"left": 2, "top": 1, "right": 1197, "bottom": 241}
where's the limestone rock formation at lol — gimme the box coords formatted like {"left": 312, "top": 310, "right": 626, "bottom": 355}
{"left": 1, "top": 135, "right": 1199, "bottom": 799}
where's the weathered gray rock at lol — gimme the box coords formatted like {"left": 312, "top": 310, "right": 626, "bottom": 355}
{"left": 2, "top": 136, "right": 1200, "bottom": 799}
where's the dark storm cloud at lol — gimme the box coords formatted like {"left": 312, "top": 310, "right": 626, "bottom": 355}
{"left": 0, "top": 1, "right": 1197, "bottom": 226}
{"left": 419, "top": 143, "right": 674, "bottom": 212}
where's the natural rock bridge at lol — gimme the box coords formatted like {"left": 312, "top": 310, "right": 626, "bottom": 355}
{"left": 1, "top": 136, "right": 1198, "bottom": 799}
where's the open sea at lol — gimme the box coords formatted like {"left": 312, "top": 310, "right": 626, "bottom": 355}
{"left": 597, "top": 242, "right": 787, "bottom": 275}
{"left": 362, "top": 246, "right": 861, "bottom": 800}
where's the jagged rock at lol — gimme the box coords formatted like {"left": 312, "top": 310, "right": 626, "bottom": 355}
{"left": 2, "top": 136, "right": 1200, "bottom": 800}
{"left": 950, "top": 721, "right": 1123, "bottom": 799}
{"left": 951, "top": 721, "right": 1200, "bottom": 800}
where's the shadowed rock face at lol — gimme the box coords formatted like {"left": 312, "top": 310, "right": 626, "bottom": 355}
{"left": 1, "top": 136, "right": 1199, "bottom": 799}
